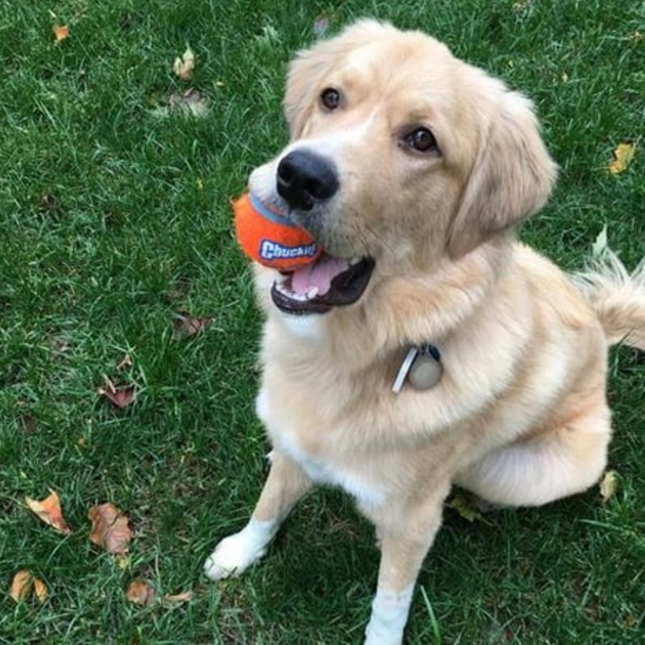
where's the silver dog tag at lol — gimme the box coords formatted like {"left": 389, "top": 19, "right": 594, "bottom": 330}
{"left": 392, "top": 347, "right": 419, "bottom": 393}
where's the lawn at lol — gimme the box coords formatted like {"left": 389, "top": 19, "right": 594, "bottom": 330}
{"left": 0, "top": 0, "right": 643, "bottom": 643}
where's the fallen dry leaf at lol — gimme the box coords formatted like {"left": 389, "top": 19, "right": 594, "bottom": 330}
{"left": 10, "top": 570, "right": 32, "bottom": 602}
{"left": 53, "top": 24, "right": 69, "bottom": 42}
{"left": 163, "top": 590, "right": 194, "bottom": 605}
{"left": 25, "top": 490, "right": 72, "bottom": 535}
{"left": 592, "top": 224, "right": 608, "bottom": 257}
{"left": 173, "top": 311, "right": 211, "bottom": 338}
{"left": 608, "top": 142, "right": 636, "bottom": 174}
{"left": 170, "top": 88, "right": 209, "bottom": 117}
{"left": 115, "top": 554, "right": 130, "bottom": 570}
{"left": 99, "top": 375, "right": 136, "bottom": 409}
{"left": 173, "top": 46, "right": 195, "bottom": 80}
{"left": 150, "top": 89, "right": 209, "bottom": 119}
{"left": 116, "top": 354, "right": 133, "bottom": 370}
{"left": 446, "top": 494, "right": 485, "bottom": 523}
{"left": 125, "top": 580, "right": 155, "bottom": 605}
{"left": 88, "top": 502, "right": 132, "bottom": 554}
{"left": 599, "top": 470, "right": 618, "bottom": 504}
{"left": 33, "top": 578, "right": 49, "bottom": 603}
{"left": 20, "top": 414, "right": 38, "bottom": 434}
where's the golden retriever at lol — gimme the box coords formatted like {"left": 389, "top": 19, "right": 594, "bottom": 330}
{"left": 204, "top": 20, "right": 645, "bottom": 644}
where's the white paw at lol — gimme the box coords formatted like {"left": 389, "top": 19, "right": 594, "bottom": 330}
{"left": 364, "top": 585, "right": 414, "bottom": 645}
{"left": 364, "top": 624, "right": 403, "bottom": 645}
{"left": 203, "top": 532, "right": 266, "bottom": 580}
{"left": 203, "top": 519, "right": 279, "bottom": 581}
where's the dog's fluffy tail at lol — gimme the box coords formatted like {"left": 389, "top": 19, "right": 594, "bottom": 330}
{"left": 572, "top": 249, "right": 645, "bottom": 350}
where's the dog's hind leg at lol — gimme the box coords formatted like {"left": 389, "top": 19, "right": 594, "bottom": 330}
{"left": 455, "top": 402, "right": 612, "bottom": 508}
{"left": 204, "top": 450, "right": 312, "bottom": 580}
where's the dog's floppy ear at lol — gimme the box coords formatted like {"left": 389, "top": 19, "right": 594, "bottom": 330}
{"left": 447, "top": 82, "right": 557, "bottom": 258}
{"left": 283, "top": 20, "right": 395, "bottom": 139}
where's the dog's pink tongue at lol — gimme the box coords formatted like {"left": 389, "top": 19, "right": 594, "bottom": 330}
{"left": 291, "top": 256, "right": 349, "bottom": 296}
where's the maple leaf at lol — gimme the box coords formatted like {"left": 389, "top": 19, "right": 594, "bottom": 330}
{"left": 53, "top": 24, "right": 69, "bottom": 42}
{"left": 173, "top": 46, "right": 195, "bottom": 81}
{"left": 599, "top": 470, "right": 618, "bottom": 505}
{"left": 10, "top": 570, "right": 32, "bottom": 602}
{"left": 88, "top": 503, "right": 132, "bottom": 554}
{"left": 172, "top": 311, "right": 211, "bottom": 338}
{"left": 25, "top": 490, "right": 72, "bottom": 535}
{"left": 608, "top": 142, "right": 636, "bottom": 174}
{"left": 125, "top": 580, "right": 155, "bottom": 605}
{"left": 98, "top": 375, "right": 136, "bottom": 409}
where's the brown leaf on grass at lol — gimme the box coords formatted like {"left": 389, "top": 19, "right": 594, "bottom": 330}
{"left": 608, "top": 142, "right": 636, "bottom": 174}
{"left": 125, "top": 580, "right": 155, "bottom": 605}
{"left": 173, "top": 311, "right": 211, "bottom": 338}
{"left": 9, "top": 570, "right": 48, "bottom": 604}
{"left": 10, "top": 570, "right": 32, "bottom": 602}
{"left": 33, "top": 578, "right": 49, "bottom": 603}
{"left": 170, "top": 88, "right": 209, "bottom": 117}
{"left": 173, "top": 46, "right": 195, "bottom": 80}
{"left": 20, "top": 414, "right": 38, "bottom": 434}
{"left": 163, "top": 590, "right": 194, "bottom": 605}
{"left": 98, "top": 375, "right": 136, "bottom": 409}
{"left": 25, "top": 490, "right": 72, "bottom": 535}
{"left": 599, "top": 470, "right": 617, "bottom": 504}
{"left": 88, "top": 503, "right": 132, "bottom": 554}
{"left": 150, "top": 89, "right": 210, "bottom": 118}
{"left": 53, "top": 24, "right": 69, "bottom": 42}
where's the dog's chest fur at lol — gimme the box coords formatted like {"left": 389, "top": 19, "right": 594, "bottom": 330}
{"left": 255, "top": 367, "right": 391, "bottom": 507}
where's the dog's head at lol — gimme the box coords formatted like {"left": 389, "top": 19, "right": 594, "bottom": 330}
{"left": 249, "top": 20, "right": 557, "bottom": 316}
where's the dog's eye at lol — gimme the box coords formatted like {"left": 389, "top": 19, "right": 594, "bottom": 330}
{"left": 404, "top": 127, "right": 438, "bottom": 153}
{"left": 320, "top": 88, "right": 341, "bottom": 110}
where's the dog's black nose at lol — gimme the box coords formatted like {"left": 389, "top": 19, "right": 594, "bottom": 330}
{"left": 276, "top": 150, "right": 339, "bottom": 211}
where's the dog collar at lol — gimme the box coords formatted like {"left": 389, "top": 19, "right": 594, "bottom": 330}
{"left": 392, "top": 343, "right": 442, "bottom": 393}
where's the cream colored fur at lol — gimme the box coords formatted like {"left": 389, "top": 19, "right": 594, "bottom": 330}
{"left": 204, "top": 20, "right": 645, "bottom": 645}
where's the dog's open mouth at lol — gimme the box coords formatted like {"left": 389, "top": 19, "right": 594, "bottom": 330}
{"left": 271, "top": 255, "right": 375, "bottom": 315}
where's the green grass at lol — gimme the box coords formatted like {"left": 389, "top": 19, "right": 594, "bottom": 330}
{"left": 1, "top": 0, "right": 643, "bottom": 642}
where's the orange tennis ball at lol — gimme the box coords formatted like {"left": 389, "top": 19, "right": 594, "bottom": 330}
{"left": 233, "top": 192, "right": 322, "bottom": 270}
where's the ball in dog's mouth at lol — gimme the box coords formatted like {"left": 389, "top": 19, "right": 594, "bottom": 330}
{"left": 271, "top": 255, "right": 375, "bottom": 315}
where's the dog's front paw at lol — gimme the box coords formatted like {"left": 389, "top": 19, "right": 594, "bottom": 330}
{"left": 364, "top": 585, "right": 414, "bottom": 645}
{"left": 203, "top": 518, "right": 279, "bottom": 581}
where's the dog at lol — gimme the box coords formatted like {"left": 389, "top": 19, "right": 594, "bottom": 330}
{"left": 204, "top": 20, "right": 645, "bottom": 644}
